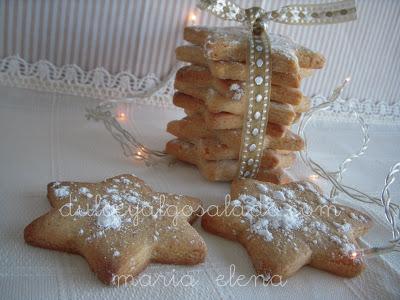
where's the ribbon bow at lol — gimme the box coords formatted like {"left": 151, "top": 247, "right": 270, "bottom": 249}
{"left": 197, "top": 0, "right": 357, "bottom": 179}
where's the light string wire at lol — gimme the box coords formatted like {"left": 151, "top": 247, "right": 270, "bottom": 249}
{"left": 298, "top": 79, "right": 400, "bottom": 257}
{"left": 85, "top": 63, "right": 182, "bottom": 165}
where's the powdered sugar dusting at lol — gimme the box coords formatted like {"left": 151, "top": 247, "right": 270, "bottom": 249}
{"left": 232, "top": 192, "right": 303, "bottom": 242}
{"left": 350, "top": 212, "right": 368, "bottom": 223}
{"left": 54, "top": 175, "right": 189, "bottom": 256}
{"left": 229, "top": 83, "right": 244, "bottom": 101}
{"left": 79, "top": 187, "right": 90, "bottom": 194}
{"left": 97, "top": 201, "right": 122, "bottom": 230}
{"left": 54, "top": 186, "right": 70, "bottom": 198}
{"left": 334, "top": 222, "right": 352, "bottom": 234}
{"left": 201, "top": 26, "right": 301, "bottom": 64}
{"left": 230, "top": 181, "right": 365, "bottom": 255}
{"left": 272, "top": 191, "right": 286, "bottom": 201}
{"left": 256, "top": 183, "right": 269, "bottom": 194}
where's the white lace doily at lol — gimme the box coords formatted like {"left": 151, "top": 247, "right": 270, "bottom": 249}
{"left": 1, "top": 55, "right": 399, "bottom": 124}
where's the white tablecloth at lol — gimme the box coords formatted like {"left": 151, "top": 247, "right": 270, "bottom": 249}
{"left": 0, "top": 85, "right": 399, "bottom": 299}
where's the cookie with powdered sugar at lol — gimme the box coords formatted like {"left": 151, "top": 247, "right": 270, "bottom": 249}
{"left": 175, "top": 49, "right": 311, "bottom": 88}
{"left": 202, "top": 178, "right": 373, "bottom": 280}
{"left": 176, "top": 65, "right": 308, "bottom": 108}
{"left": 24, "top": 174, "right": 206, "bottom": 286}
{"left": 183, "top": 26, "right": 325, "bottom": 71}
{"left": 176, "top": 45, "right": 315, "bottom": 81}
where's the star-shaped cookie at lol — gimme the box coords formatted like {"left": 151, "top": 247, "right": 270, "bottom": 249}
{"left": 202, "top": 178, "right": 373, "bottom": 281}
{"left": 182, "top": 26, "right": 326, "bottom": 73}
{"left": 24, "top": 174, "right": 207, "bottom": 286}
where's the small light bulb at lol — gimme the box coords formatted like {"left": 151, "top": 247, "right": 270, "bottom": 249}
{"left": 117, "top": 112, "right": 126, "bottom": 120}
{"left": 350, "top": 251, "right": 358, "bottom": 259}
{"left": 189, "top": 13, "right": 197, "bottom": 25}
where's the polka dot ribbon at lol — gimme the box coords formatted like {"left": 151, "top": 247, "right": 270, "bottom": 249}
{"left": 197, "top": 0, "right": 357, "bottom": 178}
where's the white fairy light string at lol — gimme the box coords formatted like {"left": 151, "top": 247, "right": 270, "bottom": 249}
{"left": 85, "top": 102, "right": 169, "bottom": 165}
{"left": 298, "top": 79, "right": 400, "bottom": 257}
{"left": 86, "top": 0, "right": 399, "bottom": 259}
{"left": 85, "top": 62, "right": 182, "bottom": 165}
{"left": 299, "top": 78, "right": 370, "bottom": 202}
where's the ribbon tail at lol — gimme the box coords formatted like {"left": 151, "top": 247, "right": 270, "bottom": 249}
{"left": 270, "top": 0, "right": 357, "bottom": 25}
{"left": 197, "top": 0, "right": 246, "bottom": 22}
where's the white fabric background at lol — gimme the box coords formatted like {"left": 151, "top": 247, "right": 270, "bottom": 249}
{"left": 0, "top": 85, "right": 399, "bottom": 299}
{"left": 0, "top": 0, "right": 400, "bottom": 104}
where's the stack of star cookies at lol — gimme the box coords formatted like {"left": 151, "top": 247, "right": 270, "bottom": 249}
{"left": 166, "top": 26, "right": 325, "bottom": 183}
